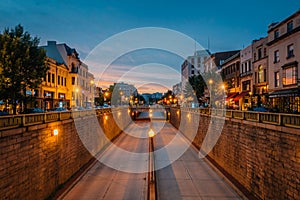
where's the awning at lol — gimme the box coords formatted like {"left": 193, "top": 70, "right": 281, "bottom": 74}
{"left": 233, "top": 91, "right": 249, "bottom": 101}
{"left": 225, "top": 93, "right": 238, "bottom": 101}
{"left": 268, "top": 88, "right": 300, "bottom": 98}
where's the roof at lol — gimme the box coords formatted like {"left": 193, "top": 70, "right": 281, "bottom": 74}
{"left": 268, "top": 9, "right": 300, "bottom": 33}
{"left": 40, "top": 41, "right": 80, "bottom": 66}
{"left": 221, "top": 52, "right": 240, "bottom": 66}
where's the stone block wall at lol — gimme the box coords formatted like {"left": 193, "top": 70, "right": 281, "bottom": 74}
{"left": 170, "top": 108, "right": 300, "bottom": 200}
{"left": 0, "top": 109, "right": 131, "bottom": 199}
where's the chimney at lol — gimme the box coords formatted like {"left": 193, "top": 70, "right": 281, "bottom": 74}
{"left": 47, "top": 41, "right": 57, "bottom": 46}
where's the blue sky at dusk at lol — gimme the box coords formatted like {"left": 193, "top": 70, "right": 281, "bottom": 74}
{"left": 0, "top": 0, "right": 299, "bottom": 92}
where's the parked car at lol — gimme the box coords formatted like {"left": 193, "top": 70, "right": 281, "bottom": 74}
{"left": 0, "top": 110, "right": 9, "bottom": 116}
{"left": 51, "top": 107, "right": 68, "bottom": 112}
{"left": 252, "top": 107, "right": 268, "bottom": 112}
{"left": 22, "top": 108, "right": 45, "bottom": 114}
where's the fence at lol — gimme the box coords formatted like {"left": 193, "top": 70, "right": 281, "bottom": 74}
{"left": 0, "top": 108, "right": 112, "bottom": 131}
{"left": 179, "top": 108, "right": 300, "bottom": 129}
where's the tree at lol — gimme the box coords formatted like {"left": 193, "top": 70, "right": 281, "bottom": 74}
{"left": 0, "top": 25, "right": 49, "bottom": 114}
{"left": 183, "top": 75, "right": 206, "bottom": 104}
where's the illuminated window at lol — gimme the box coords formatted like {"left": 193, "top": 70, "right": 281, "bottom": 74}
{"left": 258, "top": 65, "right": 263, "bottom": 83}
{"left": 274, "top": 72, "right": 279, "bottom": 87}
{"left": 283, "top": 66, "right": 297, "bottom": 85}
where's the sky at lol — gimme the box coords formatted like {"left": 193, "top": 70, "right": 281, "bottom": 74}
{"left": 0, "top": 0, "right": 299, "bottom": 93}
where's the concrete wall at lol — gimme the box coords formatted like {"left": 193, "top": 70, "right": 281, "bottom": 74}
{"left": 0, "top": 109, "right": 131, "bottom": 199}
{"left": 170, "top": 108, "right": 300, "bottom": 200}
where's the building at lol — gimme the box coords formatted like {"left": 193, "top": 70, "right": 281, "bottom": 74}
{"left": 181, "top": 50, "right": 210, "bottom": 93}
{"left": 172, "top": 82, "right": 182, "bottom": 96}
{"left": 252, "top": 37, "right": 269, "bottom": 107}
{"left": 221, "top": 52, "right": 241, "bottom": 109}
{"left": 112, "top": 82, "right": 137, "bottom": 105}
{"left": 267, "top": 9, "right": 300, "bottom": 112}
{"left": 203, "top": 50, "right": 240, "bottom": 73}
{"left": 239, "top": 44, "right": 253, "bottom": 110}
{"left": 201, "top": 51, "right": 239, "bottom": 106}
{"left": 41, "top": 41, "right": 94, "bottom": 109}
{"left": 35, "top": 57, "right": 70, "bottom": 110}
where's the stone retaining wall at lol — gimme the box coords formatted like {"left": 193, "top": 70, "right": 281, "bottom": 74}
{"left": 0, "top": 109, "right": 131, "bottom": 199}
{"left": 170, "top": 108, "right": 300, "bottom": 200}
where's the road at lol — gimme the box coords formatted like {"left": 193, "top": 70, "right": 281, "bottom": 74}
{"left": 59, "top": 121, "right": 243, "bottom": 200}
{"left": 153, "top": 122, "right": 242, "bottom": 200}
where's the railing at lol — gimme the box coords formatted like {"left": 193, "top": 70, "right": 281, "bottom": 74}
{"left": 0, "top": 108, "right": 113, "bottom": 131}
{"left": 175, "top": 108, "right": 300, "bottom": 129}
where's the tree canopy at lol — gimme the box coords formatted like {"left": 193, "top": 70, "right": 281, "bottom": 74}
{"left": 0, "top": 24, "right": 49, "bottom": 114}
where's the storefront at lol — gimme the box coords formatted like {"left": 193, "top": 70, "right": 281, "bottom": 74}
{"left": 225, "top": 92, "right": 238, "bottom": 109}
{"left": 233, "top": 91, "right": 249, "bottom": 110}
{"left": 44, "top": 91, "right": 54, "bottom": 110}
{"left": 268, "top": 88, "right": 300, "bottom": 113}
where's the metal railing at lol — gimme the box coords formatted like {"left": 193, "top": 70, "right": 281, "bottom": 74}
{"left": 178, "top": 108, "right": 300, "bottom": 129}
{"left": 0, "top": 108, "right": 113, "bottom": 131}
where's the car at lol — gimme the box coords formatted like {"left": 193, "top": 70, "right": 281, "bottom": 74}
{"left": 0, "top": 110, "right": 9, "bottom": 116}
{"left": 252, "top": 107, "right": 269, "bottom": 112}
{"left": 51, "top": 107, "right": 68, "bottom": 112}
{"left": 23, "top": 108, "right": 45, "bottom": 114}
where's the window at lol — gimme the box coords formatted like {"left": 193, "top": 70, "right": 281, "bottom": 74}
{"left": 263, "top": 69, "right": 267, "bottom": 82}
{"left": 58, "top": 75, "right": 60, "bottom": 85}
{"left": 64, "top": 78, "right": 67, "bottom": 86}
{"left": 275, "top": 72, "right": 279, "bottom": 87}
{"left": 255, "top": 72, "right": 257, "bottom": 84}
{"left": 254, "top": 53, "right": 256, "bottom": 61}
{"left": 258, "top": 48, "right": 262, "bottom": 60}
{"left": 287, "top": 44, "right": 294, "bottom": 58}
{"left": 263, "top": 48, "right": 267, "bottom": 57}
{"left": 248, "top": 61, "right": 251, "bottom": 71}
{"left": 61, "top": 77, "right": 64, "bottom": 86}
{"left": 242, "top": 80, "right": 250, "bottom": 91}
{"left": 283, "top": 66, "right": 297, "bottom": 85}
{"left": 72, "top": 77, "right": 75, "bottom": 85}
{"left": 52, "top": 74, "right": 55, "bottom": 84}
{"left": 274, "top": 30, "right": 279, "bottom": 39}
{"left": 258, "top": 65, "right": 263, "bottom": 83}
{"left": 191, "top": 70, "right": 194, "bottom": 75}
{"left": 274, "top": 50, "right": 280, "bottom": 63}
{"left": 47, "top": 72, "right": 51, "bottom": 82}
{"left": 287, "top": 21, "right": 293, "bottom": 33}
{"left": 241, "top": 64, "right": 244, "bottom": 73}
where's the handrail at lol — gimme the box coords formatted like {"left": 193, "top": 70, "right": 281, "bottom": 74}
{"left": 0, "top": 108, "right": 116, "bottom": 131}
{"left": 172, "top": 108, "right": 300, "bottom": 129}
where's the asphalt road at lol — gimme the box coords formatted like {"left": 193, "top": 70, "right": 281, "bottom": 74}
{"left": 59, "top": 121, "right": 243, "bottom": 200}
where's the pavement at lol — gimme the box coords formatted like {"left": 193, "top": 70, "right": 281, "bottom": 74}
{"left": 58, "top": 121, "right": 244, "bottom": 200}
{"left": 153, "top": 122, "right": 243, "bottom": 200}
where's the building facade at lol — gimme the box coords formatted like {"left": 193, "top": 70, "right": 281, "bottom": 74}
{"left": 252, "top": 37, "right": 269, "bottom": 108}
{"left": 41, "top": 41, "right": 94, "bottom": 109}
{"left": 239, "top": 44, "right": 253, "bottom": 110}
{"left": 267, "top": 10, "right": 300, "bottom": 113}
{"left": 35, "top": 57, "right": 70, "bottom": 110}
{"left": 181, "top": 50, "right": 210, "bottom": 95}
{"left": 221, "top": 52, "right": 241, "bottom": 109}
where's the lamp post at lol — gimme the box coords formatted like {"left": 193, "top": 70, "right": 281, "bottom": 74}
{"left": 208, "top": 79, "right": 213, "bottom": 107}
{"left": 75, "top": 88, "right": 79, "bottom": 107}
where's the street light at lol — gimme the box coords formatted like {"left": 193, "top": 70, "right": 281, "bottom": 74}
{"left": 249, "top": 91, "right": 252, "bottom": 109}
{"left": 75, "top": 88, "right": 79, "bottom": 107}
{"left": 208, "top": 79, "right": 213, "bottom": 107}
